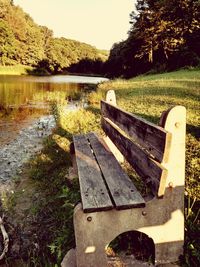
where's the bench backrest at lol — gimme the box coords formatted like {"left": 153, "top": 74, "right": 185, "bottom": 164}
{"left": 101, "top": 90, "right": 186, "bottom": 197}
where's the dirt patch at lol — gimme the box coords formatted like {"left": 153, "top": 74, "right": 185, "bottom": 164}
{"left": 0, "top": 165, "right": 39, "bottom": 263}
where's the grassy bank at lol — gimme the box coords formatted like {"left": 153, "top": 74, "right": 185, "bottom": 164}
{"left": 3, "top": 69, "right": 199, "bottom": 266}
{"left": 0, "top": 65, "right": 105, "bottom": 76}
{"left": 0, "top": 65, "right": 33, "bottom": 75}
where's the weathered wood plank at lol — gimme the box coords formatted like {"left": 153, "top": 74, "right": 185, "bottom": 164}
{"left": 73, "top": 135, "right": 113, "bottom": 212}
{"left": 101, "top": 118, "right": 168, "bottom": 196}
{"left": 87, "top": 133, "right": 145, "bottom": 209}
{"left": 101, "top": 101, "right": 171, "bottom": 163}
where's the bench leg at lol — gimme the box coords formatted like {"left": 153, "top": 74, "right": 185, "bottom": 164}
{"left": 74, "top": 197, "right": 184, "bottom": 267}
{"left": 155, "top": 241, "right": 183, "bottom": 265}
{"left": 74, "top": 204, "right": 107, "bottom": 267}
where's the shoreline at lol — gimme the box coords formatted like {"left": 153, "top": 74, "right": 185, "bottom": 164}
{"left": 0, "top": 115, "right": 55, "bottom": 183}
{"left": 0, "top": 65, "right": 33, "bottom": 76}
{"left": 0, "top": 65, "right": 107, "bottom": 78}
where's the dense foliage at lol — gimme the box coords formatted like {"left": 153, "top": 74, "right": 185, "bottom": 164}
{"left": 0, "top": 0, "right": 107, "bottom": 74}
{"left": 107, "top": 0, "right": 200, "bottom": 77}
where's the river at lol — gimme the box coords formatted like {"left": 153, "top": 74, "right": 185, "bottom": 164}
{"left": 0, "top": 74, "right": 108, "bottom": 183}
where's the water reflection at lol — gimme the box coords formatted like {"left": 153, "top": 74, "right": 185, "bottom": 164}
{"left": 0, "top": 74, "right": 106, "bottom": 145}
{"left": 0, "top": 74, "right": 107, "bottom": 110}
{"left": 1, "top": 78, "right": 83, "bottom": 108}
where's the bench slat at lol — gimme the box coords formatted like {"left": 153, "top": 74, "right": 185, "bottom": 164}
{"left": 102, "top": 118, "right": 168, "bottom": 197}
{"left": 101, "top": 101, "right": 171, "bottom": 163}
{"left": 73, "top": 135, "right": 113, "bottom": 212}
{"left": 87, "top": 133, "right": 145, "bottom": 209}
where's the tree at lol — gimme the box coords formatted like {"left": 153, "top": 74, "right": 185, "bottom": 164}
{"left": 0, "top": 19, "right": 16, "bottom": 65}
{"left": 129, "top": 0, "right": 200, "bottom": 64}
{"left": 0, "top": 0, "right": 106, "bottom": 73}
{"left": 40, "top": 26, "right": 53, "bottom": 54}
{"left": 107, "top": 0, "right": 200, "bottom": 78}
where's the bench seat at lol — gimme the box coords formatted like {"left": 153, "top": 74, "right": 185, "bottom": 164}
{"left": 73, "top": 133, "right": 145, "bottom": 213}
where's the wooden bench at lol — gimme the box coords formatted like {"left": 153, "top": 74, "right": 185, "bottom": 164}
{"left": 71, "top": 90, "right": 186, "bottom": 267}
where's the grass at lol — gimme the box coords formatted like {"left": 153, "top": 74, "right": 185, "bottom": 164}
{"left": 0, "top": 65, "right": 33, "bottom": 75}
{"left": 2, "top": 68, "right": 199, "bottom": 266}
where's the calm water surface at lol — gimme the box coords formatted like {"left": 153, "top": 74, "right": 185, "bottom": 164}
{"left": 0, "top": 75, "right": 108, "bottom": 145}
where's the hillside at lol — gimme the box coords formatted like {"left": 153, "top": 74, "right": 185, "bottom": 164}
{"left": 0, "top": 0, "right": 108, "bottom": 74}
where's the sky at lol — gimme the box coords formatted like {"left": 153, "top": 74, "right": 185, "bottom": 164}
{"left": 14, "top": 0, "right": 135, "bottom": 50}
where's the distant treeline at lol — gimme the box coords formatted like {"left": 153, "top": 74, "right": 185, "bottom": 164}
{"left": 107, "top": 0, "right": 200, "bottom": 78}
{"left": 1, "top": 0, "right": 200, "bottom": 78}
{"left": 0, "top": 0, "right": 108, "bottom": 75}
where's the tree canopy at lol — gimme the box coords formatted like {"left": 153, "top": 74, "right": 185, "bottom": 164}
{"left": 107, "top": 0, "right": 200, "bottom": 78}
{"left": 0, "top": 0, "right": 108, "bottom": 74}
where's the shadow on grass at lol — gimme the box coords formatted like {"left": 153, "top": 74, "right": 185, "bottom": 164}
{"left": 25, "top": 128, "right": 81, "bottom": 265}
{"left": 187, "top": 124, "right": 200, "bottom": 138}
{"left": 109, "top": 230, "right": 155, "bottom": 264}
{"left": 85, "top": 106, "right": 101, "bottom": 116}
